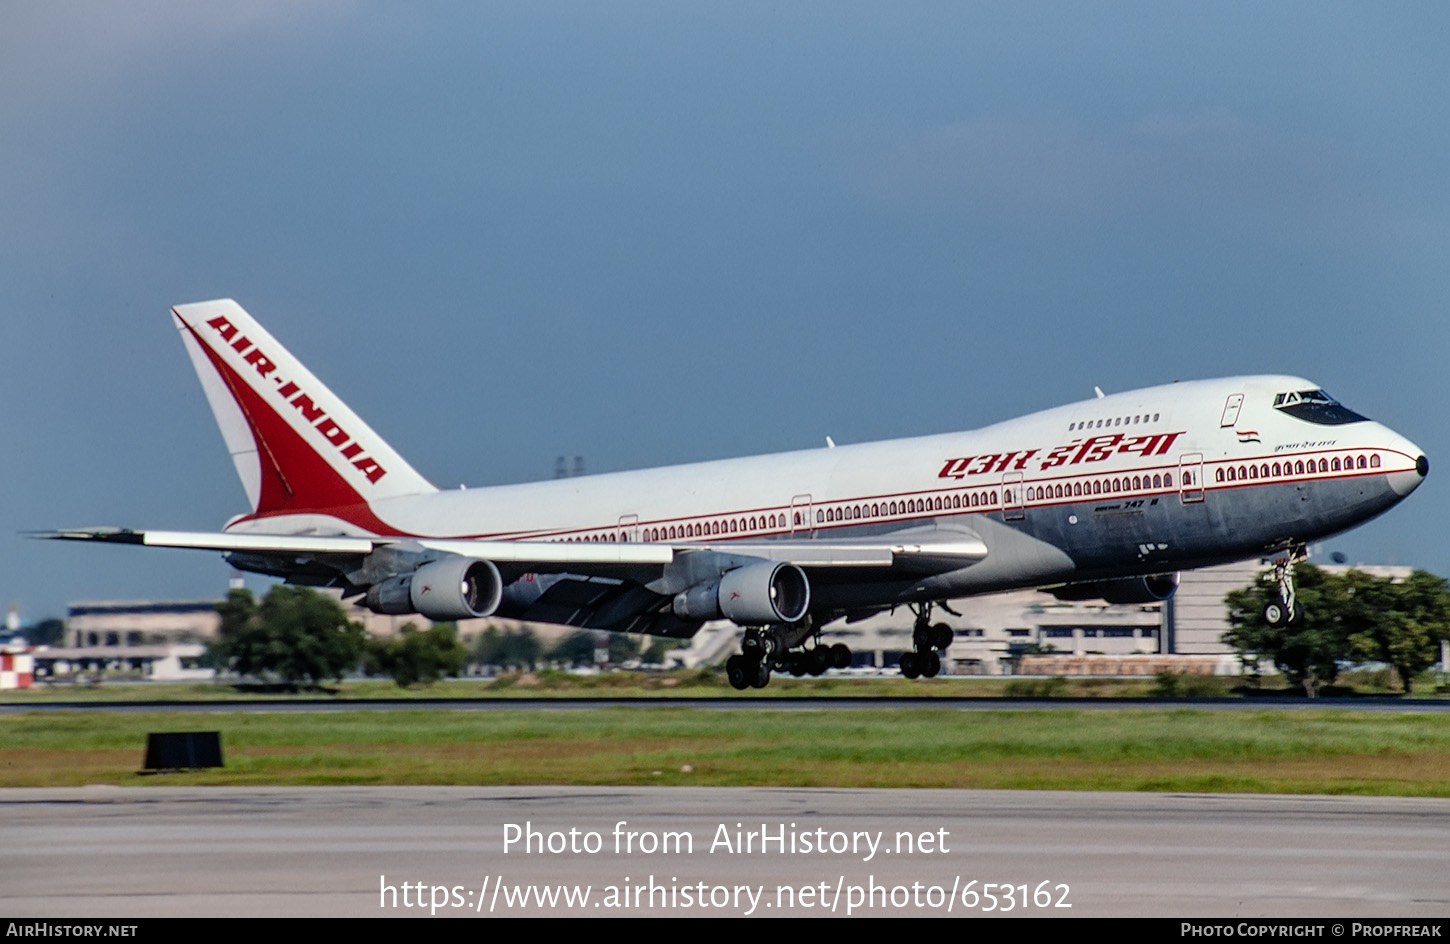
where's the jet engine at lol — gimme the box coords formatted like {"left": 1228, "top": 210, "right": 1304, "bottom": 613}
{"left": 672, "top": 561, "right": 811, "bottom": 624}
{"left": 364, "top": 556, "right": 504, "bottom": 620}
{"left": 1049, "top": 573, "right": 1178, "bottom": 605}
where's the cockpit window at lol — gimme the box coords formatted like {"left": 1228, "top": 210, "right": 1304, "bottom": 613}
{"left": 1272, "top": 389, "right": 1369, "bottom": 426}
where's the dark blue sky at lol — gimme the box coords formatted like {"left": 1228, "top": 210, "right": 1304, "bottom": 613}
{"left": 4, "top": 2, "right": 1447, "bottom": 619}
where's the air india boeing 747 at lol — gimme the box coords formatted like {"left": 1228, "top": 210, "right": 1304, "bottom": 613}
{"left": 47, "top": 300, "right": 1428, "bottom": 688}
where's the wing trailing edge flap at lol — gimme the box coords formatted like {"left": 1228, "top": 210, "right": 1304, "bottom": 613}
{"left": 695, "top": 525, "right": 989, "bottom": 573}
{"left": 509, "top": 577, "right": 695, "bottom": 638}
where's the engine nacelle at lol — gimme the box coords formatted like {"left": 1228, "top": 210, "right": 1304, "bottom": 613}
{"left": 672, "top": 561, "right": 811, "bottom": 624}
{"left": 364, "top": 557, "right": 503, "bottom": 620}
{"left": 1049, "top": 573, "right": 1178, "bottom": 605}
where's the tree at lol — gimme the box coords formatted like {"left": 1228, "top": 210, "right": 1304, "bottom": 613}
{"left": 1224, "top": 565, "right": 1450, "bottom": 696}
{"left": 25, "top": 618, "right": 65, "bottom": 647}
{"left": 1224, "top": 564, "right": 1350, "bottom": 697}
{"left": 367, "top": 622, "right": 468, "bottom": 688}
{"left": 641, "top": 636, "right": 686, "bottom": 665}
{"left": 475, "top": 624, "right": 542, "bottom": 671}
{"left": 1343, "top": 570, "right": 1450, "bottom": 694}
{"left": 213, "top": 586, "right": 366, "bottom": 688}
{"left": 608, "top": 632, "right": 640, "bottom": 663}
{"left": 549, "top": 630, "right": 599, "bottom": 666}
{"left": 547, "top": 630, "right": 640, "bottom": 666}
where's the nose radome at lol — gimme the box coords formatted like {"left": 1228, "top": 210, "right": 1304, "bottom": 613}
{"left": 1385, "top": 431, "right": 1428, "bottom": 496}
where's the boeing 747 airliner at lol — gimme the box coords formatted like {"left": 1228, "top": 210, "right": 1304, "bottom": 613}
{"left": 47, "top": 300, "right": 1429, "bottom": 688}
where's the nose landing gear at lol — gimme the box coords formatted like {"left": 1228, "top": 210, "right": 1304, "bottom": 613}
{"left": 1262, "top": 546, "right": 1307, "bottom": 627}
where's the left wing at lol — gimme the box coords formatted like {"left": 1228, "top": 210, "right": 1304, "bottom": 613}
{"left": 40, "top": 526, "right": 988, "bottom": 635}
{"left": 40, "top": 527, "right": 986, "bottom": 570}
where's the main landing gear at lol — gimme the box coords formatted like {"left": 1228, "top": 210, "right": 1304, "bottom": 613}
{"left": 725, "top": 624, "right": 852, "bottom": 690}
{"left": 899, "top": 602, "right": 954, "bottom": 680}
{"left": 1262, "top": 546, "right": 1307, "bottom": 628}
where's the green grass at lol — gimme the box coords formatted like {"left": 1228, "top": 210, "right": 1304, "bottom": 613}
{"left": 4, "top": 706, "right": 1450, "bottom": 796}
{"left": 0, "top": 668, "right": 1362, "bottom": 702}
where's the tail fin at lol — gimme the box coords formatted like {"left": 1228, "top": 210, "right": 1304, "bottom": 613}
{"left": 172, "top": 299, "right": 437, "bottom": 525}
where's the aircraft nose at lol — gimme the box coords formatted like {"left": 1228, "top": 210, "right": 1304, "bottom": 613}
{"left": 1385, "top": 431, "right": 1428, "bottom": 496}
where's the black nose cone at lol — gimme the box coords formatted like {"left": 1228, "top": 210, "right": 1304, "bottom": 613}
{"left": 1417, "top": 455, "right": 1430, "bottom": 477}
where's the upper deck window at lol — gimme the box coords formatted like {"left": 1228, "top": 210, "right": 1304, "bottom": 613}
{"left": 1272, "top": 389, "right": 1368, "bottom": 426}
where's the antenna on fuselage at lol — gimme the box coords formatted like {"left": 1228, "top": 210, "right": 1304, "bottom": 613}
{"left": 825, "top": 436, "right": 836, "bottom": 449}
{"left": 1094, "top": 386, "right": 1105, "bottom": 399}
{"left": 554, "top": 456, "right": 587, "bottom": 478}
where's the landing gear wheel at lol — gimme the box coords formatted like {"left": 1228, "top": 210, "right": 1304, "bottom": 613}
{"left": 740, "top": 628, "right": 765, "bottom": 662}
{"left": 726, "top": 655, "right": 751, "bottom": 691}
{"left": 1290, "top": 602, "right": 1304, "bottom": 624}
{"left": 830, "top": 643, "right": 852, "bottom": 669}
{"left": 808, "top": 647, "right": 830, "bottom": 676}
{"left": 1263, "top": 602, "right": 1287, "bottom": 627}
{"left": 787, "top": 652, "right": 807, "bottom": 677}
{"left": 751, "top": 660, "right": 771, "bottom": 689}
{"left": 905, "top": 603, "right": 955, "bottom": 678}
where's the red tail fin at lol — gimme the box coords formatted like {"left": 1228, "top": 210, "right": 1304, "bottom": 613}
{"left": 172, "top": 300, "right": 436, "bottom": 528}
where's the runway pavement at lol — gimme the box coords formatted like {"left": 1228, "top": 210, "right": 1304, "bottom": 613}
{"left": 3, "top": 786, "right": 1448, "bottom": 917}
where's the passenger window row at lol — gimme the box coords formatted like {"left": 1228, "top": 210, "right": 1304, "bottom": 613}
{"left": 552, "top": 452, "right": 1381, "bottom": 542}
{"left": 1070, "top": 412, "right": 1160, "bottom": 432}
{"left": 1214, "top": 453, "right": 1377, "bottom": 483}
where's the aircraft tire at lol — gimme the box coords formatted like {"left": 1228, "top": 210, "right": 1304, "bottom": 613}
{"left": 922, "top": 651, "right": 941, "bottom": 678}
{"left": 931, "top": 623, "right": 954, "bottom": 650}
{"left": 1289, "top": 602, "right": 1305, "bottom": 624}
{"left": 808, "top": 647, "right": 830, "bottom": 676}
{"left": 726, "top": 655, "right": 752, "bottom": 690}
{"left": 751, "top": 661, "right": 771, "bottom": 688}
{"left": 900, "top": 652, "right": 921, "bottom": 680}
{"left": 830, "top": 643, "right": 851, "bottom": 669}
{"left": 1263, "top": 602, "right": 1288, "bottom": 627}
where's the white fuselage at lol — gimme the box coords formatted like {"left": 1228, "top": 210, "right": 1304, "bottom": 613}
{"left": 227, "top": 374, "right": 1425, "bottom": 602}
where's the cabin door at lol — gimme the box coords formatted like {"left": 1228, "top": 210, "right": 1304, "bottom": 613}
{"left": 791, "top": 494, "right": 814, "bottom": 536}
{"left": 1220, "top": 394, "right": 1244, "bottom": 427}
{"left": 1002, "top": 471, "right": 1025, "bottom": 520}
{"left": 1178, "top": 454, "right": 1204, "bottom": 503}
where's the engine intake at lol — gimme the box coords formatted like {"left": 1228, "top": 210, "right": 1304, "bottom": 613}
{"left": 672, "top": 561, "right": 811, "bottom": 624}
{"left": 1049, "top": 573, "right": 1178, "bottom": 605}
{"left": 364, "top": 557, "right": 503, "bottom": 620}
